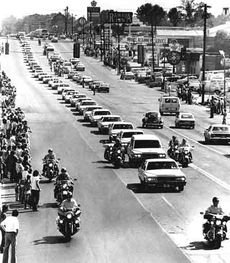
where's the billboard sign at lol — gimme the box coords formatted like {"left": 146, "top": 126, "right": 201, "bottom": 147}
{"left": 87, "top": 6, "right": 101, "bottom": 25}
{"left": 106, "top": 12, "right": 133, "bottom": 24}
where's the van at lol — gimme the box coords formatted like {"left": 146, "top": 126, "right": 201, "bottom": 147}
{"left": 159, "top": 95, "right": 180, "bottom": 115}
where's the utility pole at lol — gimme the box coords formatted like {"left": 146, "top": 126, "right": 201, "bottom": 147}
{"left": 201, "top": 4, "right": 211, "bottom": 104}
{"left": 64, "top": 6, "right": 69, "bottom": 36}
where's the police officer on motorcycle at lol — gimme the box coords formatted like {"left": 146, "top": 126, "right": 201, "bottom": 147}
{"left": 42, "top": 148, "right": 58, "bottom": 175}
{"left": 178, "top": 139, "right": 193, "bottom": 161}
{"left": 58, "top": 191, "right": 80, "bottom": 217}
{"left": 168, "top": 136, "right": 179, "bottom": 157}
{"left": 54, "top": 167, "right": 73, "bottom": 199}
{"left": 203, "top": 197, "right": 225, "bottom": 234}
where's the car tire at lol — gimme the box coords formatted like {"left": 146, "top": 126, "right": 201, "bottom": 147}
{"left": 177, "top": 186, "right": 184, "bottom": 192}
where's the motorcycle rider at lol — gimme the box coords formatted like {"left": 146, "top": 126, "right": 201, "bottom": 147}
{"left": 168, "top": 135, "right": 179, "bottom": 157}
{"left": 58, "top": 191, "right": 80, "bottom": 218}
{"left": 178, "top": 138, "right": 193, "bottom": 161}
{"left": 42, "top": 148, "right": 58, "bottom": 175}
{"left": 111, "top": 138, "right": 124, "bottom": 162}
{"left": 54, "top": 167, "right": 73, "bottom": 199}
{"left": 203, "top": 197, "right": 225, "bottom": 234}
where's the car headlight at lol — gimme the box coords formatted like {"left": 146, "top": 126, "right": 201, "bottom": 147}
{"left": 66, "top": 213, "right": 72, "bottom": 219}
{"left": 134, "top": 154, "right": 141, "bottom": 158}
{"left": 176, "top": 177, "right": 186, "bottom": 181}
{"left": 147, "top": 177, "right": 157, "bottom": 182}
{"left": 158, "top": 154, "right": 166, "bottom": 158}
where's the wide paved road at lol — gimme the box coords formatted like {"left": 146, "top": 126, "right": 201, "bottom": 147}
{"left": 1, "top": 38, "right": 230, "bottom": 263}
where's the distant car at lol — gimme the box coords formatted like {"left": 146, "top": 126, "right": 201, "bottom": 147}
{"left": 97, "top": 115, "right": 123, "bottom": 134}
{"left": 138, "top": 158, "right": 186, "bottom": 191}
{"left": 120, "top": 71, "right": 135, "bottom": 80}
{"left": 108, "top": 122, "right": 134, "bottom": 141}
{"left": 75, "top": 63, "right": 85, "bottom": 71}
{"left": 117, "top": 129, "right": 144, "bottom": 146}
{"left": 96, "top": 82, "right": 110, "bottom": 93}
{"left": 51, "top": 37, "right": 58, "bottom": 43}
{"left": 175, "top": 112, "right": 195, "bottom": 129}
{"left": 142, "top": 111, "right": 163, "bottom": 129}
{"left": 204, "top": 124, "right": 230, "bottom": 144}
{"left": 89, "top": 109, "right": 112, "bottom": 126}
{"left": 49, "top": 79, "right": 63, "bottom": 88}
{"left": 70, "top": 94, "right": 86, "bottom": 107}
{"left": 83, "top": 106, "right": 103, "bottom": 121}
{"left": 78, "top": 100, "right": 97, "bottom": 114}
{"left": 56, "top": 83, "right": 70, "bottom": 93}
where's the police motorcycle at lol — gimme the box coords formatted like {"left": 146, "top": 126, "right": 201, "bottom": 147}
{"left": 56, "top": 204, "right": 81, "bottom": 240}
{"left": 103, "top": 142, "right": 114, "bottom": 162}
{"left": 167, "top": 145, "right": 179, "bottom": 162}
{"left": 111, "top": 148, "right": 125, "bottom": 169}
{"left": 178, "top": 146, "right": 193, "bottom": 167}
{"left": 54, "top": 180, "right": 74, "bottom": 204}
{"left": 201, "top": 212, "right": 230, "bottom": 249}
{"left": 43, "top": 159, "right": 59, "bottom": 182}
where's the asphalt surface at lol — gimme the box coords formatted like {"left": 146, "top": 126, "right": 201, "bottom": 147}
{"left": 1, "top": 37, "right": 230, "bottom": 262}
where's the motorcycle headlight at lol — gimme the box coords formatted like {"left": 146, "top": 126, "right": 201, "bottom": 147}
{"left": 66, "top": 213, "right": 72, "bottom": 219}
{"left": 211, "top": 221, "right": 214, "bottom": 225}
{"left": 63, "top": 184, "right": 67, "bottom": 189}
{"left": 75, "top": 219, "right": 80, "bottom": 224}
{"left": 216, "top": 220, "right": 221, "bottom": 225}
{"left": 184, "top": 150, "right": 189, "bottom": 154}
{"left": 59, "top": 219, "right": 63, "bottom": 224}
{"left": 117, "top": 150, "right": 121, "bottom": 154}
{"left": 49, "top": 163, "right": 53, "bottom": 167}
{"left": 62, "top": 190, "right": 68, "bottom": 195}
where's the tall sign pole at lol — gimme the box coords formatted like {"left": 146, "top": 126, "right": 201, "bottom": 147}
{"left": 201, "top": 4, "right": 211, "bottom": 104}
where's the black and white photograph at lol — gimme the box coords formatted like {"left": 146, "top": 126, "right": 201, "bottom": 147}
{"left": 0, "top": 0, "right": 230, "bottom": 262}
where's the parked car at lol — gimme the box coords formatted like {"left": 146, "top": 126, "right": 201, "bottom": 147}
{"left": 120, "top": 71, "right": 135, "bottom": 80}
{"left": 75, "top": 98, "right": 93, "bottom": 111}
{"left": 138, "top": 158, "right": 186, "bottom": 191}
{"left": 97, "top": 115, "right": 122, "bottom": 134}
{"left": 70, "top": 94, "right": 86, "bottom": 107}
{"left": 204, "top": 124, "right": 230, "bottom": 144}
{"left": 142, "top": 111, "right": 163, "bottom": 128}
{"left": 126, "top": 134, "right": 166, "bottom": 167}
{"left": 175, "top": 112, "right": 195, "bottom": 129}
{"left": 50, "top": 79, "right": 63, "bottom": 88}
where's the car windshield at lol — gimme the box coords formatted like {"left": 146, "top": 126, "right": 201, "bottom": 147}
{"left": 113, "top": 124, "right": 133, "bottom": 129}
{"left": 147, "top": 112, "right": 158, "bottom": 118}
{"left": 147, "top": 161, "right": 177, "bottom": 170}
{"left": 181, "top": 114, "right": 193, "bottom": 119}
{"left": 102, "top": 117, "right": 121, "bottom": 122}
{"left": 212, "top": 126, "right": 229, "bottom": 131}
{"left": 95, "top": 111, "right": 110, "bottom": 115}
{"left": 82, "top": 101, "right": 96, "bottom": 105}
{"left": 134, "top": 140, "right": 161, "bottom": 148}
{"left": 122, "top": 132, "right": 143, "bottom": 138}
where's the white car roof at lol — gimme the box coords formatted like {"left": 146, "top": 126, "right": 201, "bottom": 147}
{"left": 132, "top": 134, "right": 161, "bottom": 140}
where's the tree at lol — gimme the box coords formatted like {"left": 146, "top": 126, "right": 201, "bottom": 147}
{"left": 214, "top": 30, "right": 230, "bottom": 54}
{"left": 168, "top": 8, "right": 183, "bottom": 26}
{"left": 136, "top": 3, "right": 166, "bottom": 72}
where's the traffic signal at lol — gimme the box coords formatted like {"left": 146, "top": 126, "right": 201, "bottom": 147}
{"left": 180, "top": 47, "right": 187, "bottom": 61}
{"left": 5, "top": 42, "right": 9, "bottom": 55}
{"left": 73, "top": 43, "right": 80, "bottom": 58}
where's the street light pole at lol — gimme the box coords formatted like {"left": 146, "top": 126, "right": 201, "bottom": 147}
{"left": 201, "top": 4, "right": 211, "bottom": 104}
{"left": 219, "top": 50, "right": 227, "bottom": 124}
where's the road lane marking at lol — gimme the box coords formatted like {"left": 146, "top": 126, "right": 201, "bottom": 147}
{"left": 189, "top": 163, "right": 230, "bottom": 191}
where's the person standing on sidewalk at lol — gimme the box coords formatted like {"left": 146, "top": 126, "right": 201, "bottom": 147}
{"left": 0, "top": 205, "right": 8, "bottom": 253}
{"left": 1, "top": 209, "right": 19, "bottom": 263}
{"left": 31, "top": 170, "right": 41, "bottom": 211}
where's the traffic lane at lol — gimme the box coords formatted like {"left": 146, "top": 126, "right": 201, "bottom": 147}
{"left": 4, "top": 40, "right": 191, "bottom": 263}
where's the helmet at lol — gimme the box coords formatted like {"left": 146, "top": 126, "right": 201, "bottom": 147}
{"left": 48, "top": 148, "right": 53, "bottom": 153}
{"left": 61, "top": 167, "right": 67, "bottom": 173}
{"left": 172, "top": 136, "right": 176, "bottom": 140}
{"left": 212, "top": 197, "right": 219, "bottom": 203}
{"left": 67, "top": 191, "right": 72, "bottom": 198}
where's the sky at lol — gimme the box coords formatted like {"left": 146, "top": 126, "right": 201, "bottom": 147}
{"left": 1, "top": 0, "right": 230, "bottom": 25}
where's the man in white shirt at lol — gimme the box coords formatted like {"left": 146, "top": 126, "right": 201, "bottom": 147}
{"left": 1, "top": 209, "right": 19, "bottom": 263}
